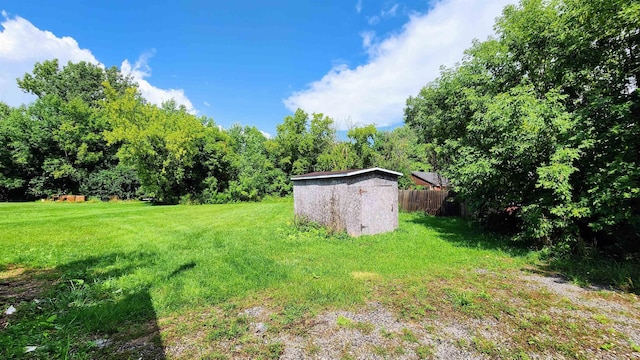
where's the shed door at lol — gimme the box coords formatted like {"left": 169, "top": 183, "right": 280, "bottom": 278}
{"left": 359, "top": 185, "right": 395, "bottom": 235}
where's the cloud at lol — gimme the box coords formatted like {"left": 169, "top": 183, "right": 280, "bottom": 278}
{"left": 0, "top": 11, "right": 195, "bottom": 113}
{"left": 367, "top": 16, "right": 380, "bottom": 26}
{"left": 355, "top": 0, "right": 362, "bottom": 14}
{"left": 0, "top": 11, "right": 99, "bottom": 106}
{"left": 381, "top": 3, "right": 400, "bottom": 17}
{"left": 360, "top": 31, "right": 375, "bottom": 49}
{"left": 283, "top": 0, "right": 516, "bottom": 130}
{"left": 120, "top": 51, "right": 195, "bottom": 113}
{"left": 203, "top": 101, "right": 210, "bottom": 107}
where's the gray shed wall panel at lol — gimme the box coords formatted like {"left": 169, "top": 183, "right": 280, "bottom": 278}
{"left": 292, "top": 170, "right": 399, "bottom": 236}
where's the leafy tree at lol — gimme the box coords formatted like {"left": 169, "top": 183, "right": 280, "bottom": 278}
{"left": 79, "top": 164, "right": 140, "bottom": 200}
{"left": 0, "top": 60, "right": 138, "bottom": 200}
{"left": 17, "top": 59, "right": 133, "bottom": 106}
{"left": 272, "top": 109, "right": 336, "bottom": 178}
{"left": 373, "top": 125, "right": 431, "bottom": 189}
{"left": 103, "top": 86, "right": 231, "bottom": 203}
{"left": 346, "top": 124, "right": 380, "bottom": 169}
{"left": 0, "top": 105, "right": 32, "bottom": 200}
{"left": 405, "top": 0, "right": 640, "bottom": 252}
{"left": 225, "top": 124, "right": 288, "bottom": 201}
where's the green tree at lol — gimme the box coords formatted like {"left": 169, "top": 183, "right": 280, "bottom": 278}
{"left": 0, "top": 105, "right": 32, "bottom": 200}
{"left": 0, "top": 60, "right": 138, "bottom": 200}
{"left": 405, "top": 0, "right": 640, "bottom": 252}
{"left": 17, "top": 59, "right": 132, "bottom": 106}
{"left": 103, "top": 86, "right": 231, "bottom": 203}
{"left": 272, "top": 109, "right": 336, "bottom": 178}
{"left": 225, "top": 124, "right": 288, "bottom": 201}
{"left": 373, "top": 125, "right": 431, "bottom": 189}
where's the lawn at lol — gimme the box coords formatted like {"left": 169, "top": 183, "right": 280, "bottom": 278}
{"left": 1, "top": 201, "right": 638, "bottom": 359}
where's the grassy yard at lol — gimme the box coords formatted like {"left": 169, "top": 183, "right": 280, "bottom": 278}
{"left": 1, "top": 201, "right": 638, "bottom": 359}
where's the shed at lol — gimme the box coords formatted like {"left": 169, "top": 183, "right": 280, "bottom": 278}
{"left": 410, "top": 171, "right": 449, "bottom": 190}
{"left": 291, "top": 167, "right": 402, "bottom": 236}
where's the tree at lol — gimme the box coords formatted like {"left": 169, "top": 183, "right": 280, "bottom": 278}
{"left": 225, "top": 124, "right": 288, "bottom": 201}
{"left": 17, "top": 59, "right": 133, "bottom": 106}
{"left": 405, "top": 0, "right": 640, "bottom": 252}
{"left": 373, "top": 125, "right": 431, "bottom": 189}
{"left": 272, "top": 109, "right": 336, "bottom": 178}
{"left": 0, "top": 60, "right": 139, "bottom": 200}
{"left": 103, "top": 86, "right": 232, "bottom": 203}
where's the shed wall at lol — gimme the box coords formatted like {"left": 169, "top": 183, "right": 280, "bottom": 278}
{"left": 293, "top": 172, "right": 399, "bottom": 236}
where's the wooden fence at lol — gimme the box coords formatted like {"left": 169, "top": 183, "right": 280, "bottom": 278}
{"left": 398, "top": 190, "right": 468, "bottom": 217}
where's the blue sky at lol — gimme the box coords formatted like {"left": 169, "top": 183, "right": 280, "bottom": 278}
{"left": 0, "top": 0, "right": 515, "bottom": 136}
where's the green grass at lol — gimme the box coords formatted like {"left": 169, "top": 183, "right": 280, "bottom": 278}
{"left": 2, "top": 200, "right": 635, "bottom": 358}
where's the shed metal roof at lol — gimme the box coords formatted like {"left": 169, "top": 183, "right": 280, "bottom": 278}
{"left": 291, "top": 167, "right": 402, "bottom": 181}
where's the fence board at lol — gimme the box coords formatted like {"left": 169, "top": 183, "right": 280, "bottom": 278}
{"left": 398, "top": 190, "right": 467, "bottom": 217}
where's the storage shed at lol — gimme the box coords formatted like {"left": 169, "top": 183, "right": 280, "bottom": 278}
{"left": 291, "top": 167, "right": 402, "bottom": 236}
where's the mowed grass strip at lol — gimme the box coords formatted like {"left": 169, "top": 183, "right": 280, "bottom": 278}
{"left": 0, "top": 201, "right": 531, "bottom": 312}
{"left": 0, "top": 201, "right": 533, "bottom": 358}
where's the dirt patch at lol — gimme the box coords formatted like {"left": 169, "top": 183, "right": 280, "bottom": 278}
{"left": 0, "top": 266, "right": 59, "bottom": 330}
{"left": 0, "top": 266, "right": 57, "bottom": 304}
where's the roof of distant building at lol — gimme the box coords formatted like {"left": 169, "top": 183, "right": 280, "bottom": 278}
{"left": 411, "top": 171, "right": 449, "bottom": 187}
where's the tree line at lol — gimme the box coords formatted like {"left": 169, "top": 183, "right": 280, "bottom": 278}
{"left": 0, "top": 60, "right": 430, "bottom": 204}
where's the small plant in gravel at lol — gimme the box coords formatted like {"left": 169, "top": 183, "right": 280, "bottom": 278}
{"left": 393, "top": 345, "right": 406, "bottom": 355}
{"left": 372, "top": 345, "right": 388, "bottom": 356}
{"left": 379, "top": 328, "right": 394, "bottom": 339}
{"left": 400, "top": 328, "right": 419, "bottom": 343}
{"left": 599, "top": 342, "right": 615, "bottom": 351}
{"left": 305, "top": 342, "right": 321, "bottom": 355}
{"left": 415, "top": 344, "right": 435, "bottom": 359}
{"left": 592, "top": 314, "right": 611, "bottom": 325}
{"left": 336, "top": 315, "right": 352, "bottom": 327}
{"left": 353, "top": 321, "right": 375, "bottom": 334}
{"left": 267, "top": 342, "right": 284, "bottom": 359}
{"left": 472, "top": 335, "right": 499, "bottom": 356}
{"left": 206, "top": 315, "right": 249, "bottom": 341}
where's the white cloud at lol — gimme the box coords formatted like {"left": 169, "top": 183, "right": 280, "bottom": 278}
{"left": 355, "top": 0, "right": 363, "bottom": 14}
{"left": 0, "top": 12, "right": 99, "bottom": 106}
{"left": 0, "top": 11, "right": 195, "bottom": 113}
{"left": 367, "top": 16, "right": 380, "bottom": 26}
{"left": 284, "top": 0, "right": 516, "bottom": 130}
{"left": 203, "top": 101, "right": 210, "bottom": 107}
{"left": 381, "top": 3, "right": 400, "bottom": 17}
{"left": 260, "top": 130, "right": 272, "bottom": 139}
{"left": 360, "top": 31, "right": 375, "bottom": 49}
{"left": 120, "top": 51, "right": 195, "bottom": 113}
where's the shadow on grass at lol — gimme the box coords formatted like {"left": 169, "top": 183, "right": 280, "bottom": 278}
{"left": 407, "top": 212, "right": 532, "bottom": 257}
{"left": 407, "top": 212, "right": 640, "bottom": 294}
{"left": 0, "top": 252, "right": 170, "bottom": 359}
{"left": 537, "top": 253, "right": 640, "bottom": 295}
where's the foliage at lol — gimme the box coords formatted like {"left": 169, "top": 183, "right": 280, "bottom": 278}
{"left": 271, "top": 109, "right": 336, "bottom": 178}
{"left": 103, "top": 87, "right": 232, "bottom": 203}
{"left": 405, "top": 0, "right": 640, "bottom": 252}
{"left": 3, "top": 59, "right": 436, "bottom": 202}
{"left": 79, "top": 164, "right": 140, "bottom": 200}
{"left": 225, "top": 124, "right": 289, "bottom": 201}
{"left": 17, "top": 59, "right": 133, "bottom": 106}
{"left": 1, "top": 61, "right": 134, "bottom": 200}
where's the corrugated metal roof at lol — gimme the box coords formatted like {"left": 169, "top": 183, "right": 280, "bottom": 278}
{"left": 291, "top": 167, "right": 402, "bottom": 181}
{"left": 411, "top": 171, "right": 449, "bottom": 186}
